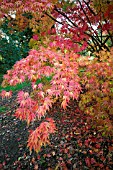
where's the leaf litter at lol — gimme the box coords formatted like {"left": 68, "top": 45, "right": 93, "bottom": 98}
{"left": 0, "top": 89, "right": 113, "bottom": 170}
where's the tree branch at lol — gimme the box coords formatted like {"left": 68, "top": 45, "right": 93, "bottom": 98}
{"left": 45, "top": 12, "right": 63, "bottom": 25}
{"left": 83, "top": 0, "right": 96, "bottom": 16}
{"left": 54, "top": 6, "right": 78, "bottom": 28}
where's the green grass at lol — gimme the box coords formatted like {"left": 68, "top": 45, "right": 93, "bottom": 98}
{"left": 0, "top": 76, "right": 52, "bottom": 92}
{"left": 0, "top": 106, "right": 10, "bottom": 113}
{"left": 0, "top": 81, "right": 31, "bottom": 92}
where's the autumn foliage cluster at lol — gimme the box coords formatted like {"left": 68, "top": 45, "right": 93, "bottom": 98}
{"left": 0, "top": 0, "right": 113, "bottom": 153}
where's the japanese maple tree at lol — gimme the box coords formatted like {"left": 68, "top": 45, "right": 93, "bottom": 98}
{"left": 0, "top": 0, "right": 113, "bottom": 153}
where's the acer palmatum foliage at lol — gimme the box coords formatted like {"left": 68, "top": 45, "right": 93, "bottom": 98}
{"left": 1, "top": 46, "right": 81, "bottom": 152}
{"left": 1, "top": 0, "right": 113, "bottom": 52}
{"left": 27, "top": 118, "right": 56, "bottom": 153}
{"left": 0, "top": 90, "right": 12, "bottom": 99}
{"left": 79, "top": 48, "right": 113, "bottom": 136}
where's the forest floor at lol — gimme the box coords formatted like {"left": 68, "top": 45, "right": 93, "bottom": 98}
{"left": 0, "top": 86, "right": 113, "bottom": 170}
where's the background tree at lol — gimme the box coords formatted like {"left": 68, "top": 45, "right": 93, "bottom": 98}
{"left": 0, "top": 13, "right": 33, "bottom": 83}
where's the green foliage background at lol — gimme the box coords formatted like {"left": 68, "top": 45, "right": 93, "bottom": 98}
{"left": 0, "top": 18, "right": 33, "bottom": 83}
